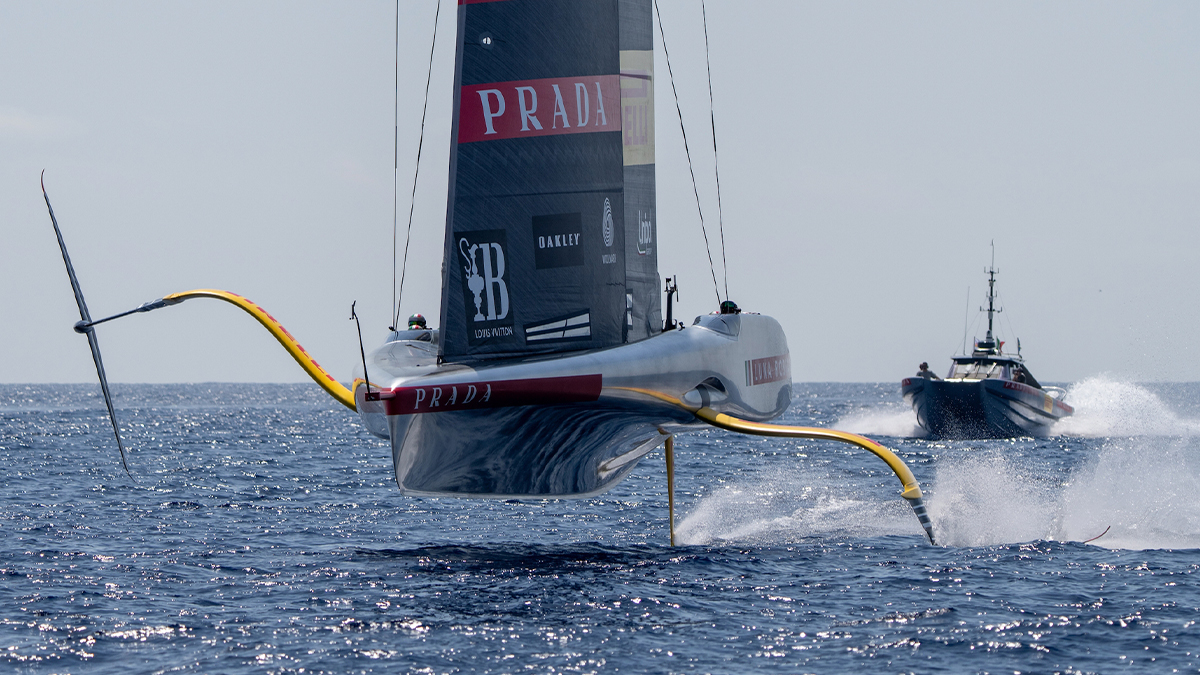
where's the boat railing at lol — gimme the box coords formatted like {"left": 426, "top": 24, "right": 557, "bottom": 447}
{"left": 1043, "top": 386, "right": 1068, "bottom": 401}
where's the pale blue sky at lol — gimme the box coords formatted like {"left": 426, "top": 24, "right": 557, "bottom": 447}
{"left": 3, "top": 1, "right": 1198, "bottom": 384}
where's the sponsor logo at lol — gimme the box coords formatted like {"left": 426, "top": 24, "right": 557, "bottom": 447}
{"left": 458, "top": 230, "right": 514, "bottom": 343}
{"left": 619, "top": 50, "right": 654, "bottom": 166}
{"left": 524, "top": 310, "right": 591, "bottom": 343}
{"left": 637, "top": 209, "right": 652, "bottom": 255}
{"left": 602, "top": 198, "right": 614, "bottom": 248}
{"left": 600, "top": 198, "right": 617, "bottom": 264}
{"left": 459, "top": 75, "right": 619, "bottom": 144}
{"left": 745, "top": 354, "right": 791, "bottom": 386}
{"left": 623, "top": 88, "right": 650, "bottom": 147}
{"left": 532, "top": 212, "right": 583, "bottom": 269}
{"left": 380, "top": 374, "right": 603, "bottom": 416}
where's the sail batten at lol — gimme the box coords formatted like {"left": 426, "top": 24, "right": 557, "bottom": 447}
{"left": 439, "top": 0, "right": 658, "bottom": 362}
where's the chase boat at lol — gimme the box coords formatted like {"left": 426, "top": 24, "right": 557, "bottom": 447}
{"left": 901, "top": 266, "right": 1072, "bottom": 439}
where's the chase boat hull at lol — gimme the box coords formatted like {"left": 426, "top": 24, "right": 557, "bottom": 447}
{"left": 901, "top": 377, "right": 1073, "bottom": 439}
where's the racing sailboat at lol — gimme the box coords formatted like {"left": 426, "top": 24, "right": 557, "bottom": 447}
{"left": 43, "top": 0, "right": 934, "bottom": 543}
{"left": 354, "top": 0, "right": 793, "bottom": 498}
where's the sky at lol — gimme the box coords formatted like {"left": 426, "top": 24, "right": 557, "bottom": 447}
{"left": 2, "top": 1, "right": 1198, "bottom": 385}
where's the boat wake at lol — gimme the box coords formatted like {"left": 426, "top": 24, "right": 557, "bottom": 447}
{"left": 680, "top": 377, "right": 1200, "bottom": 549}
{"left": 928, "top": 435, "right": 1200, "bottom": 550}
{"left": 833, "top": 406, "right": 925, "bottom": 438}
{"left": 678, "top": 436, "right": 1200, "bottom": 550}
{"left": 675, "top": 466, "right": 923, "bottom": 545}
{"left": 1051, "top": 375, "right": 1200, "bottom": 437}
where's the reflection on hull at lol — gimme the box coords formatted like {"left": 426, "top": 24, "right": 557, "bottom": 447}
{"left": 387, "top": 400, "right": 695, "bottom": 498}
{"left": 901, "top": 378, "right": 1071, "bottom": 439}
{"left": 357, "top": 313, "right": 792, "bottom": 498}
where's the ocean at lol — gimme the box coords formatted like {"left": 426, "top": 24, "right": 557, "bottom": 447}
{"left": 2, "top": 380, "right": 1198, "bottom": 673}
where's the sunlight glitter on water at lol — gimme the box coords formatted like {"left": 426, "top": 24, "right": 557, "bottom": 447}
{"left": 3, "top": 383, "right": 1200, "bottom": 673}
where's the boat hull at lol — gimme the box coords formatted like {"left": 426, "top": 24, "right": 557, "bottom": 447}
{"left": 356, "top": 313, "right": 792, "bottom": 498}
{"left": 901, "top": 377, "right": 1072, "bottom": 439}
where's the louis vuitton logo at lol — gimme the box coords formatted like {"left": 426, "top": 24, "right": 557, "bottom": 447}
{"left": 459, "top": 236, "right": 509, "bottom": 322}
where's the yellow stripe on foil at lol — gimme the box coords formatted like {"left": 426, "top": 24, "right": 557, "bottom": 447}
{"left": 614, "top": 386, "right": 923, "bottom": 500}
{"left": 162, "top": 289, "right": 356, "bottom": 411}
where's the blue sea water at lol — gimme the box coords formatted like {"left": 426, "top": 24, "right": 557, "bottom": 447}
{"left": 2, "top": 379, "right": 1199, "bottom": 673}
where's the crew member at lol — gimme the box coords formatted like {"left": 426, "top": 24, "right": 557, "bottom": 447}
{"left": 916, "top": 362, "right": 940, "bottom": 380}
{"left": 407, "top": 313, "right": 427, "bottom": 330}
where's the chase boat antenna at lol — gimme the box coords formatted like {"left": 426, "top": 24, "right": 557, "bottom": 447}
{"left": 976, "top": 244, "right": 1002, "bottom": 355}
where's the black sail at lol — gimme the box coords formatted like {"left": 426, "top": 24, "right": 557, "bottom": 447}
{"left": 439, "top": 0, "right": 659, "bottom": 361}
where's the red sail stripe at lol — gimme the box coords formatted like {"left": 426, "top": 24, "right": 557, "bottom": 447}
{"left": 459, "top": 75, "right": 620, "bottom": 144}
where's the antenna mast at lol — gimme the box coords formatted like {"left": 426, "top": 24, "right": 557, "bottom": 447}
{"left": 985, "top": 263, "right": 997, "bottom": 340}
{"left": 979, "top": 240, "right": 1002, "bottom": 353}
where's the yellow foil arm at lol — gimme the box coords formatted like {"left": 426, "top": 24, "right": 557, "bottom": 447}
{"left": 162, "top": 289, "right": 356, "bottom": 411}
{"left": 618, "top": 386, "right": 935, "bottom": 543}
{"left": 696, "top": 409, "right": 922, "bottom": 499}
{"left": 695, "top": 407, "right": 934, "bottom": 544}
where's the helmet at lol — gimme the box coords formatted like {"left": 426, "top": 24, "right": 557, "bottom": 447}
{"left": 407, "top": 313, "right": 427, "bottom": 329}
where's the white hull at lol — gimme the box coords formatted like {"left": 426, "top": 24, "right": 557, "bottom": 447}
{"left": 355, "top": 313, "right": 791, "bottom": 497}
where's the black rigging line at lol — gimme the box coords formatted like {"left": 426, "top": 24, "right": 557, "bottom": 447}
{"left": 393, "top": 0, "right": 442, "bottom": 330}
{"left": 390, "top": 0, "right": 399, "bottom": 329}
{"left": 701, "top": 0, "right": 728, "bottom": 302}
{"left": 351, "top": 301, "right": 372, "bottom": 396}
{"left": 654, "top": 0, "right": 721, "bottom": 307}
